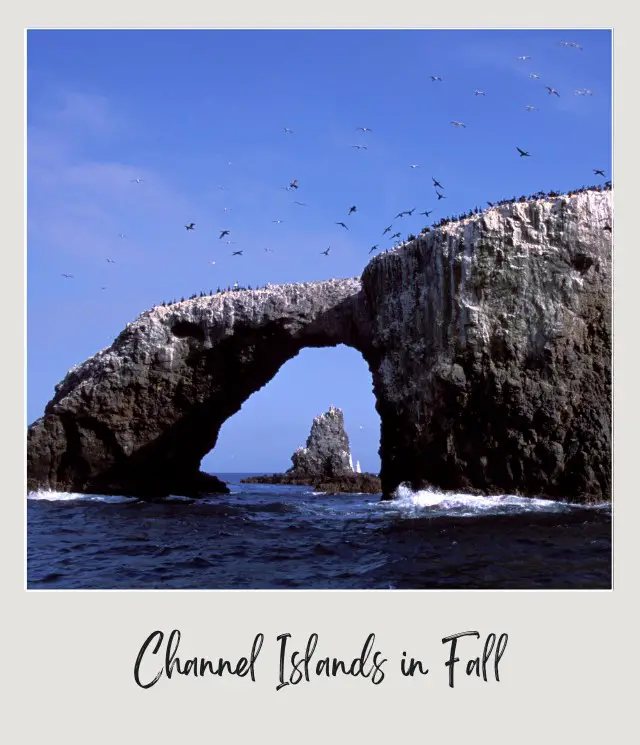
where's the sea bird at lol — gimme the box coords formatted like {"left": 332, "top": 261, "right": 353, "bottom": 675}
{"left": 321, "top": 247, "right": 331, "bottom": 255}
{"left": 61, "top": 273, "right": 74, "bottom": 279}
{"left": 130, "top": 178, "right": 144, "bottom": 183}
{"left": 232, "top": 250, "right": 243, "bottom": 256}
{"left": 369, "top": 244, "right": 379, "bottom": 253}
{"left": 382, "top": 225, "right": 392, "bottom": 235}
{"left": 450, "top": 120, "right": 466, "bottom": 128}
{"left": 219, "top": 230, "right": 230, "bottom": 239}
{"left": 185, "top": 223, "right": 196, "bottom": 231}
{"left": 546, "top": 86, "right": 560, "bottom": 97}
{"left": 283, "top": 127, "right": 293, "bottom": 134}
{"left": 350, "top": 144, "right": 368, "bottom": 150}
{"left": 474, "top": 89, "right": 486, "bottom": 96}
{"left": 390, "top": 232, "right": 402, "bottom": 240}
{"left": 594, "top": 169, "right": 606, "bottom": 177}
{"left": 419, "top": 210, "right": 433, "bottom": 217}
{"left": 272, "top": 219, "right": 284, "bottom": 224}
{"left": 348, "top": 205, "right": 357, "bottom": 215}
{"left": 356, "top": 126, "right": 373, "bottom": 132}
{"left": 516, "top": 147, "right": 531, "bottom": 157}
{"left": 430, "top": 76, "right": 442, "bottom": 82}
{"left": 408, "top": 164, "right": 420, "bottom": 169}
{"left": 432, "top": 177, "right": 443, "bottom": 189}
{"left": 106, "top": 258, "right": 116, "bottom": 264}
{"left": 518, "top": 55, "right": 532, "bottom": 60}
{"left": 436, "top": 191, "right": 446, "bottom": 200}
{"left": 525, "top": 105, "right": 538, "bottom": 111}
{"left": 118, "top": 233, "right": 126, "bottom": 239}
{"left": 335, "top": 221, "right": 349, "bottom": 230}
{"left": 528, "top": 73, "right": 540, "bottom": 79}
{"left": 293, "top": 201, "right": 308, "bottom": 206}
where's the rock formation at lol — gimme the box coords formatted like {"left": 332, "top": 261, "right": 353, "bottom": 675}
{"left": 288, "top": 406, "right": 354, "bottom": 478}
{"left": 28, "top": 189, "right": 612, "bottom": 503}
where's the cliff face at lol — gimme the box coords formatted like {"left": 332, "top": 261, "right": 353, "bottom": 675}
{"left": 288, "top": 406, "right": 354, "bottom": 477}
{"left": 362, "top": 189, "right": 612, "bottom": 502}
{"left": 27, "top": 189, "right": 611, "bottom": 503}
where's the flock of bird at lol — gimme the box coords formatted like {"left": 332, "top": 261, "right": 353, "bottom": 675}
{"left": 58, "top": 38, "right": 610, "bottom": 296}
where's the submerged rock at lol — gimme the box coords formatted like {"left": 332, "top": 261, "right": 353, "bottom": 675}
{"left": 27, "top": 189, "right": 611, "bottom": 503}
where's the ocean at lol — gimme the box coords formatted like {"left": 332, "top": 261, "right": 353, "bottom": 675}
{"left": 27, "top": 473, "right": 612, "bottom": 590}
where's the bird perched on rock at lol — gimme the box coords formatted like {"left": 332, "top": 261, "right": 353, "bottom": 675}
{"left": 185, "top": 223, "right": 196, "bottom": 231}
{"left": 516, "top": 147, "right": 531, "bottom": 157}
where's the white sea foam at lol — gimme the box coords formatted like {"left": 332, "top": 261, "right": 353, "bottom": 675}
{"left": 27, "top": 490, "right": 137, "bottom": 504}
{"left": 387, "top": 483, "right": 608, "bottom": 517}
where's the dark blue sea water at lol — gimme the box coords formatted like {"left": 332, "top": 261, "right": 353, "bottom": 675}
{"left": 27, "top": 474, "right": 612, "bottom": 589}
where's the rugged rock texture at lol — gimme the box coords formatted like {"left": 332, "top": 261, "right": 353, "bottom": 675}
{"left": 288, "top": 406, "right": 354, "bottom": 477}
{"left": 28, "top": 189, "right": 611, "bottom": 503}
{"left": 241, "top": 472, "right": 382, "bottom": 494}
{"left": 363, "top": 189, "right": 612, "bottom": 502}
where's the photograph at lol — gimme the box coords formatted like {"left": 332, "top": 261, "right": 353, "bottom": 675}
{"left": 26, "top": 28, "right": 612, "bottom": 590}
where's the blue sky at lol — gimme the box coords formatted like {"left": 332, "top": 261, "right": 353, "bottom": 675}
{"left": 27, "top": 29, "right": 612, "bottom": 473}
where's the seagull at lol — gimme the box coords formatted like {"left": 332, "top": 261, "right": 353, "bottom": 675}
{"left": 289, "top": 179, "right": 299, "bottom": 190}
{"left": 525, "top": 105, "right": 538, "bottom": 111}
{"left": 430, "top": 76, "right": 442, "bottom": 82}
{"left": 528, "top": 73, "right": 540, "bottom": 80}
{"left": 409, "top": 164, "right": 420, "bottom": 169}
{"left": 436, "top": 191, "right": 446, "bottom": 200}
{"left": 283, "top": 127, "right": 294, "bottom": 134}
{"left": 185, "top": 223, "right": 196, "bottom": 231}
{"left": 594, "top": 169, "right": 606, "bottom": 177}
{"left": 575, "top": 88, "right": 593, "bottom": 96}
{"left": 264, "top": 247, "right": 274, "bottom": 253}
{"left": 419, "top": 209, "right": 433, "bottom": 217}
{"left": 232, "top": 250, "right": 243, "bottom": 256}
{"left": 356, "top": 127, "right": 373, "bottom": 132}
{"left": 516, "top": 147, "right": 531, "bottom": 157}
{"left": 118, "top": 233, "right": 126, "bottom": 239}
{"left": 348, "top": 205, "right": 357, "bottom": 215}
{"left": 432, "top": 177, "right": 443, "bottom": 189}
{"left": 560, "top": 41, "right": 583, "bottom": 50}
{"left": 106, "top": 258, "right": 116, "bottom": 264}
{"left": 130, "top": 178, "right": 144, "bottom": 184}
{"left": 207, "top": 261, "right": 216, "bottom": 265}
{"left": 382, "top": 225, "right": 392, "bottom": 235}
{"left": 474, "top": 89, "right": 486, "bottom": 96}
{"left": 223, "top": 207, "right": 232, "bottom": 212}
{"left": 272, "top": 219, "right": 284, "bottom": 224}
{"left": 518, "top": 55, "right": 532, "bottom": 61}
{"left": 546, "top": 86, "right": 560, "bottom": 97}
{"left": 101, "top": 286, "right": 107, "bottom": 290}
{"left": 350, "top": 144, "right": 368, "bottom": 150}
{"left": 218, "top": 185, "right": 227, "bottom": 191}
{"left": 61, "top": 273, "right": 74, "bottom": 279}
{"left": 450, "top": 121, "right": 466, "bottom": 128}
{"left": 321, "top": 247, "right": 331, "bottom": 256}
{"left": 223, "top": 240, "right": 236, "bottom": 245}
{"left": 335, "top": 221, "right": 350, "bottom": 230}
{"left": 219, "top": 229, "right": 230, "bottom": 239}
{"left": 390, "top": 232, "right": 402, "bottom": 240}
{"left": 369, "top": 244, "right": 379, "bottom": 254}
{"left": 293, "top": 201, "right": 307, "bottom": 206}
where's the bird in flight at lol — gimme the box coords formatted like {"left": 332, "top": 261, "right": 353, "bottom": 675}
{"left": 560, "top": 41, "right": 582, "bottom": 50}
{"left": 436, "top": 191, "right": 446, "bottom": 200}
{"left": 272, "top": 219, "right": 284, "bottom": 224}
{"left": 419, "top": 209, "right": 433, "bottom": 217}
{"left": 546, "top": 86, "right": 560, "bottom": 97}
{"left": 61, "top": 273, "right": 74, "bottom": 279}
{"left": 219, "top": 229, "right": 230, "bottom": 239}
{"left": 289, "top": 179, "right": 299, "bottom": 190}
{"left": 222, "top": 240, "right": 236, "bottom": 245}
{"left": 450, "top": 121, "right": 466, "bottom": 128}
{"left": 283, "top": 127, "right": 293, "bottom": 134}
{"left": 185, "top": 223, "right": 196, "bottom": 231}
{"left": 293, "top": 201, "right": 307, "bottom": 206}
{"left": 409, "top": 164, "right": 420, "bottom": 169}
{"left": 264, "top": 247, "right": 274, "bottom": 253}
{"left": 382, "top": 225, "right": 392, "bottom": 235}
{"left": 594, "top": 169, "right": 606, "bottom": 177}
{"left": 525, "top": 105, "right": 538, "bottom": 111}
{"left": 223, "top": 207, "right": 232, "bottom": 212}
{"left": 575, "top": 88, "right": 593, "bottom": 96}
{"left": 350, "top": 144, "right": 368, "bottom": 150}
{"left": 528, "top": 73, "right": 540, "bottom": 80}
{"left": 356, "top": 126, "right": 373, "bottom": 132}
{"left": 106, "top": 258, "right": 116, "bottom": 264}
{"left": 118, "top": 233, "right": 126, "bottom": 239}
{"left": 130, "top": 178, "right": 144, "bottom": 184}
{"left": 516, "top": 147, "right": 531, "bottom": 157}
{"left": 232, "top": 250, "right": 243, "bottom": 256}
{"left": 430, "top": 76, "right": 442, "bottom": 82}
{"left": 474, "top": 89, "right": 486, "bottom": 96}
{"left": 432, "top": 177, "right": 443, "bottom": 189}
{"left": 336, "top": 222, "right": 350, "bottom": 230}
{"left": 321, "top": 247, "right": 331, "bottom": 256}
{"left": 218, "top": 185, "right": 227, "bottom": 191}
{"left": 348, "top": 205, "right": 357, "bottom": 215}
{"left": 390, "top": 232, "right": 402, "bottom": 240}
{"left": 369, "top": 244, "right": 379, "bottom": 254}
{"left": 101, "top": 286, "right": 107, "bottom": 290}
{"left": 518, "top": 55, "right": 532, "bottom": 61}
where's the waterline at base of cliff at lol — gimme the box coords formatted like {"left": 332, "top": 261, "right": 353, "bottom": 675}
{"left": 27, "top": 474, "right": 611, "bottom": 589}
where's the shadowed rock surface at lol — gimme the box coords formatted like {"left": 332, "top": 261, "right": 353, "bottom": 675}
{"left": 28, "top": 189, "right": 611, "bottom": 503}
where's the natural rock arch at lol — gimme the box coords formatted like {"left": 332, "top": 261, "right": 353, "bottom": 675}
{"left": 28, "top": 190, "right": 612, "bottom": 503}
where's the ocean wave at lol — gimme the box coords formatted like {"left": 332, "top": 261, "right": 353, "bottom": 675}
{"left": 27, "top": 490, "right": 137, "bottom": 504}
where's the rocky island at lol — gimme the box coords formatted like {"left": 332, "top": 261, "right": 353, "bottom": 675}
{"left": 27, "top": 188, "right": 611, "bottom": 503}
{"left": 241, "top": 406, "right": 382, "bottom": 494}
